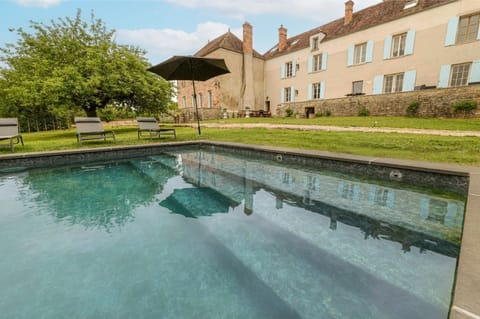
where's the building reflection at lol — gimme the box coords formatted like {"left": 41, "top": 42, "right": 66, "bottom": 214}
{"left": 169, "top": 148, "right": 465, "bottom": 257}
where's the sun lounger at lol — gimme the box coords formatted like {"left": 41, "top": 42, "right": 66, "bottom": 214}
{"left": 0, "top": 118, "right": 24, "bottom": 152}
{"left": 74, "top": 117, "right": 116, "bottom": 145}
{"left": 137, "top": 117, "right": 176, "bottom": 140}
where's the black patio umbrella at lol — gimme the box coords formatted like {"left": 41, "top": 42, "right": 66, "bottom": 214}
{"left": 159, "top": 187, "right": 237, "bottom": 218}
{"left": 148, "top": 56, "right": 230, "bottom": 135}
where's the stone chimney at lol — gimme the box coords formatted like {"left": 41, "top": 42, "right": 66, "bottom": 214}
{"left": 243, "top": 22, "right": 253, "bottom": 54}
{"left": 344, "top": 0, "right": 354, "bottom": 25}
{"left": 278, "top": 25, "right": 288, "bottom": 52}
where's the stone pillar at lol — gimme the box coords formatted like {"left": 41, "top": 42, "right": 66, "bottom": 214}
{"left": 242, "top": 21, "right": 255, "bottom": 110}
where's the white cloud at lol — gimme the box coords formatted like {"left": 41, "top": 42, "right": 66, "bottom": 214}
{"left": 14, "top": 0, "right": 62, "bottom": 8}
{"left": 116, "top": 22, "right": 242, "bottom": 63}
{"left": 166, "top": 0, "right": 381, "bottom": 21}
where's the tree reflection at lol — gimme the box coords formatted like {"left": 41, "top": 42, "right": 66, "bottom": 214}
{"left": 23, "top": 157, "right": 176, "bottom": 230}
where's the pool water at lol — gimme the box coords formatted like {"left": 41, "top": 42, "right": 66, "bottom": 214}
{"left": 0, "top": 147, "right": 465, "bottom": 319}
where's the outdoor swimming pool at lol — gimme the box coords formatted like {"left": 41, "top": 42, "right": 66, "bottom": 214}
{"left": 0, "top": 146, "right": 466, "bottom": 319}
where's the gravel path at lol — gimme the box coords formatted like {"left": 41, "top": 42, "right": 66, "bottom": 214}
{"left": 193, "top": 123, "right": 480, "bottom": 137}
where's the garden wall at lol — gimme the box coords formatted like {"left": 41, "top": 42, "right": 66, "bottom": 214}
{"left": 175, "top": 107, "right": 222, "bottom": 123}
{"left": 276, "top": 84, "right": 480, "bottom": 118}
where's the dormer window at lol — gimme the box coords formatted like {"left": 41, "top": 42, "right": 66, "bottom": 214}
{"left": 309, "top": 33, "right": 325, "bottom": 51}
{"left": 404, "top": 0, "right": 418, "bottom": 10}
{"left": 311, "top": 37, "right": 319, "bottom": 51}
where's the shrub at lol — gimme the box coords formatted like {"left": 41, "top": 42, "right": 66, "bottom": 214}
{"left": 452, "top": 100, "right": 477, "bottom": 116}
{"left": 285, "top": 108, "right": 294, "bottom": 117}
{"left": 406, "top": 102, "right": 420, "bottom": 117}
{"left": 358, "top": 106, "right": 370, "bottom": 116}
{"left": 316, "top": 109, "right": 331, "bottom": 117}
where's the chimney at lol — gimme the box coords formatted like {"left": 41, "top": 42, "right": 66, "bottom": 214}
{"left": 278, "top": 25, "right": 288, "bottom": 52}
{"left": 243, "top": 22, "right": 253, "bottom": 54}
{"left": 344, "top": 0, "right": 354, "bottom": 25}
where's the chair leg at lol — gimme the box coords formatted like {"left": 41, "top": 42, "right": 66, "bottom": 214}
{"left": 9, "top": 138, "right": 14, "bottom": 152}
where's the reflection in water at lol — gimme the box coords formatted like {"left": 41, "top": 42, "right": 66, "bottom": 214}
{"left": 164, "top": 148, "right": 465, "bottom": 257}
{"left": 23, "top": 158, "right": 176, "bottom": 230}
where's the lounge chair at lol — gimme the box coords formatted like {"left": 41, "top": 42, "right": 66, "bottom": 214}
{"left": 136, "top": 117, "right": 176, "bottom": 140}
{"left": 0, "top": 118, "right": 24, "bottom": 152}
{"left": 74, "top": 117, "right": 116, "bottom": 145}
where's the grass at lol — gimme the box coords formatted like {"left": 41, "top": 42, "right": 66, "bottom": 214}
{"left": 207, "top": 116, "right": 480, "bottom": 131}
{"left": 1, "top": 120, "right": 479, "bottom": 166}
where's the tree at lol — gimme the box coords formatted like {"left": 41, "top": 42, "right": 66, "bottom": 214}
{"left": 0, "top": 10, "right": 173, "bottom": 120}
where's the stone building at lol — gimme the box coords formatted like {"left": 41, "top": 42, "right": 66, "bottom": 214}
{"left": 176, "top": 23, "right": 265, "bottom": 120}
{"left": 178, "top": 0, "right": 480, "bottom": 119}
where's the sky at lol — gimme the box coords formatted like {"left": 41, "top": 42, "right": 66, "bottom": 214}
{"left": 0, "top": 0, "right": 381, "bottom": 65}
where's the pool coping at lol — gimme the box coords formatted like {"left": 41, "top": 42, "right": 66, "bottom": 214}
{"left": 1, "top": 140, "right": 479, "bottom": 319}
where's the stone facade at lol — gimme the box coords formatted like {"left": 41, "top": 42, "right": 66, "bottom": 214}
{"left": 277, "top": 84, "right": 480, "bottom": 118}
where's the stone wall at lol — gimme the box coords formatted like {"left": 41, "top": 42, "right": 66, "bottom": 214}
{"left": 276, "top": 84, "right": 480, "bottom": 118}
{"left": 176, "top": 107, "right": 222, "bottom": 123}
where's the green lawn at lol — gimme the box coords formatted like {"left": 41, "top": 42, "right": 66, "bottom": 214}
{"left": 1, "top": 121, "right": 479, "bottom": 166}
{"left": 207, "top": 116, "right": 480, "bottom": 131}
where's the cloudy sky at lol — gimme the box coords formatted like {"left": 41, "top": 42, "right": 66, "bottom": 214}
{"left": 1, "top": 0, "right": 381, "bottom": 64}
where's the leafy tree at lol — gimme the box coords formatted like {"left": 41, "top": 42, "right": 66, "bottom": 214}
{"left": 0, "top": 10, "right": 173, "bottom": 120}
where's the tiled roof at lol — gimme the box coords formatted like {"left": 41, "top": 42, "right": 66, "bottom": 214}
{"left": 263, "top": 0, "right": 457, "bottom": 59}
{"left": 195, "top": 31, "right": 264, "bottom": 59}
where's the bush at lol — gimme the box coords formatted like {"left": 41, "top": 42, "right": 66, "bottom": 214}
{"left": 358, "top": 106, "right": 370, "bottom": 116}
{"left": 406, "top": 102, "right": 420, "bottom": 117}
{"left": 285, "top": 108, "right": 294, "bottom": 117}
{"left": 316, "top": 109, "right": 331, "bottom": 117}
{"left": 452, "top": 100, "right": 477, "bottom": 116}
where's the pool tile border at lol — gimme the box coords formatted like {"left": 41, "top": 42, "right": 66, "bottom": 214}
{"left": 1, "top": 140, "right": 479, "bottom": 319}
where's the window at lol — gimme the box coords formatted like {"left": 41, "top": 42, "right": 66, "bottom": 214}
{"left": 312, "top": 82, "right": 322, "bottom": 99}
{"left": 285, "top": 61, "right": 293, "bottom": 78}
{"left": 354, "top": 43, "right": 367, "bottom": 64}
{"left": 284, "top": 87, "right": 292, "bottom": 102}
{"left": 457, "top": 13, "right": 480, "bottom": 43}
{"left": 182, "top": 96, "right": 186, "bottom": 108}
{"left": 450, "top": 63, "right": 471, "bottom": 87}
{"left": 312, "top": 54, "right": 323, "bottom": 72}
{"left": 198, "top": 93, "right": 203, "bottom": 108}
{"left": 191, "top": 95, "right": 196, "bottom": 107}
{"left": 311, "top": 37, "right": 319, "bottom": 51}
{"left": 352, "top": 81, "right": 363, "bottom": 94}
{"left": 391, "top": 33, "right": 407, "bottom": 57}
{"left": 208, "top": 90, "right": 213, "bottom": 108}
{"left": 383, "top": 73, "right": 404, "bottom": 93}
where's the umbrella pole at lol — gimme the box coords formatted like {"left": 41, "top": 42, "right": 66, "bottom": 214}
{"left": 192, "top": 80, "right": 201, "bottom": 136}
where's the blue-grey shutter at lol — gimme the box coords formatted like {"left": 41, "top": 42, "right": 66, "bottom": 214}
{"left": 402, "top": 70, "right": 417, "bottom": 92}
{"left": 368, "top": 186, "right": 376, "bottom": 203}
{"left": 366, "top": 40, "right": 374, "bottom": 63}
{"left": 337, "top": 181, "right": 344, "bottom": 195}
{"left": 308, "top": 56, "right": 313, "bottom": 73}
{"left": 445, "top": 203, "right": 458, "bottom": 227}
{"left": 280, "top": 88, "right": 285, "bottom": 103}
{"left": 292, "top": 60, "right": 297, "bottom": 77}
{"left": 307, "top": 84, "right": 313, "bottom": 100}
{"left": 438, "top": 65, "right": 451, "bottom": 88}
{"left": 320, "top": 81, "right": 325, "bottom": 99}
{"left": 281, "top": 63, "right": 285, "bottom": 79}
{"left": 321, "top": 52, "right": 328, "bottom": 71}
{"left": 383, "top": 35, "right": 392, "bottom": 59}
{"left": 469, "top": 60, "right": 480, "bottom": 83}
{"left": 373, "top": 75, "right": 384, "bottom": 94}
{"left": 420, "top": 198, "right": 429, "bottom": 219}
{"left": 290, "top": 86, "right": 295, "bottom": 102}
{"left": 445, "top": 16, "right": 459, "bottom": 46}
{"left": 386, "top": 190, "right": 395, "bottom": 208}
{"left": 405, "top": 30, "right": 416, "bottom": 55}
{"left": 347, "top": 45, "right": 354, "bottom": 66}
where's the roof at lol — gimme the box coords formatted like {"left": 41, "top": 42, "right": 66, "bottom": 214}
{"left": 263, "top": 0, "right": 457, "bottom": 59}
{"left": 195, "top": 31, "right": 264, "bottom": 59}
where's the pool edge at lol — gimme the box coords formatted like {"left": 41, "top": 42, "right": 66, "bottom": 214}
{"left": 1, "top": 140, "right": 479, "bottom": 318}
